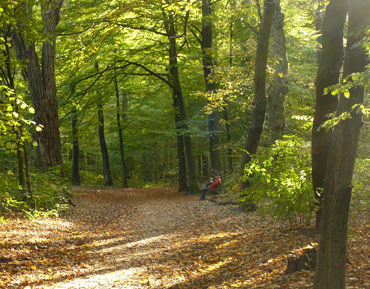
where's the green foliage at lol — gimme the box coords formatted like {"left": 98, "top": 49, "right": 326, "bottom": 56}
{"left": 239, "top": 136, "right": 314, "bottom": 225}
{"left": 352, "top": 158, "right": 370, "bottom": 211}
{"left": 0, "top": 171, "right": 72, "bottom": 218}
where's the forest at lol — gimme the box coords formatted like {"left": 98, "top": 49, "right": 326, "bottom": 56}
{"left": 0, "top": 0, "right": 369, "bottom": 288}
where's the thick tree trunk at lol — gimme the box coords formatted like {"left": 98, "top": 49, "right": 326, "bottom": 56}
{"left": 71, "top": 106, "right": 81, "bottom": 186}
{"left": 202, "top": 0, "right": 221, "bottom": 173}
{"left": 166, "top": 15, "right": 198, "bottom": 194}
{"left": 11, "top": 1, "right": 65, "bottom": 176}
{"left": 269, "top": 0, "right": 288, "bottom": 143}
{"left": 96, "top": 63, "right": 113, "bottom": 186}
{"left": 314, "top": 1, "right": 370, "bottom": 288}
{"left": 114, "top": 71, "right": 128, "bottom": 188}
{"left": 311, "top": 0, "right": 347, "bottom": 230}
{"left": 239, "top": 0, "right": 275, "bottom": 190}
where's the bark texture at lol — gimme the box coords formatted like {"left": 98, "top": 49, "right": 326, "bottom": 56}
{"left": 114, "top": 71, "right": 128, "bottom": 188}
{"left": 314, "top": 1, "right": 370, "bottom": 288}
{"left": 11, "top": 1, "right": 65, "bottom": 176}
{"left": 269, "top": 0, "right": 288, "bottom": 143}
{"left": 71, "top": 106, "right": 81, "bottom": 186}
{"left": 239, "top": 0, "right": 275, "bottom": 190}
{"left": 96, "top": 63, "right": 113, "bottom": 186}
{"left": 165, "top": 14, "right": 198, "bottom": 194}
{"left": 311, "top": 0, "right": 348, "bottom": 230}
{"left": 202, "top": 0, "right": 221, "bottom": 173}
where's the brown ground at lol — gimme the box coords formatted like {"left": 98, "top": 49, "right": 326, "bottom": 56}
{"left": 0, "top": 187, "right": 369, "bottom": 288}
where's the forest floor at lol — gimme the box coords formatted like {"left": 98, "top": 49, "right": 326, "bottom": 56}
{"left": 0, "top": 187, "right": 369, "bottom": 289}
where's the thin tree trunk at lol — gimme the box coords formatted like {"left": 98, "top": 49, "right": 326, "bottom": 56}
{"left": 314, "top": 2, "right": 369, "bottom": 287}
{"left": 71, "top": 106, "right": 81, "bottom": 186}
{"left": 202, "top": 0, "right": 221, "bottom": 173}
{"left": 311, "top": 0, "right": 347, "bottom": 230}
{"left": 165, "top": 14, "right": 198, "bottom": 194}
{"left": 224, "top": 109, "right": 233, "bottom": 173}
{"left": 96, "top": 62, "right": 113, "bottom": 186}
{"left": 239, "top": 0, "right": 275, "bottom": 191}
{"left": 114, "top": 70, "right": 128, "bottom": 187}
{"left": 315, "top": 0, "right": 325, "bottom": 64}
{"left": 23, "top": 144, "right": 32, "bottom": 198}
{"left": 269, "top": 0, "right": 288, "bottom": 143}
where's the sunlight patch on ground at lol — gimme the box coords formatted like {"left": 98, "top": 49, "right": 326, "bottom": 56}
{"left": 44, "top": 267, "right": 144, "bottom": 289}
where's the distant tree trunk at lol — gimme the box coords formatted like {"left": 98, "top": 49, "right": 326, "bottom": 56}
{"left": 314, "top": 2, "right": 370, "bottom": 287}
{"left": 11, "top": 1, "right": 65, "bottom": 176}
{"left": 202, "top": 0, "right": 221, "bottom": 173}
{"left": 224, "top": 109, "right": 233, "bottom": 174}
{"left": 165, "top": 14, "right": 198, "bottom": 194}
{"left": 315, "top": 0, "right": 325, "bottom": 63}
{"left": 311, "top": 0, "right": 347, "bottom": 230}
{"left": 269, "top": 0, "right": 288, "bottom": 143}
{"left": 96, "top": 63, "right": 113, "bottom": 186}
{"left": 239, "top": 0, "right": 275, "bottom": 191}
{"left": 71, "top": 106, "right": 81, "bottom": 186}
{"left": 23, "top": 144, "right": 32, "bottom": 198}
{"left": 224, "top": 19, "right": 234, "bottom": 174}
{"left": 174, "top": 97, "right": 188, "bottom": 192}
{"left": 114, "top": 71, "right": 128, "bottom": 188}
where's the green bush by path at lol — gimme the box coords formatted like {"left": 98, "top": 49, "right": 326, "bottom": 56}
{"left": 0, "top": 171, "right": 72, "bottom": 218}
{"left": 239, "top": 136, "right": 314, "bottom": 226}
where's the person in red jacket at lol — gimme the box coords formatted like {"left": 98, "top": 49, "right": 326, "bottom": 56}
{"left": 200, "top": 173, "right": 221, "bottom": 200}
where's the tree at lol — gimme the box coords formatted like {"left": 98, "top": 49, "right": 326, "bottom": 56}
{"left": 96, "top": 62, "right": 113, "bottom": 186}
{"left": 202, "top": 0, "right": 221, "bottom": 173}
{"left": 11, "top": 0, "right": 65, "bottom": 176}
{"left": 311, "top": 0, "right": 347, "bottom": 230}
{"left": 314, "top": 1, "right": 370, "bottom": 287}
{"left": 269, "top": 0, "right": 288, "bottom": 143}
{"left": 239, "top": 0, "right": 276, "bottom": 190}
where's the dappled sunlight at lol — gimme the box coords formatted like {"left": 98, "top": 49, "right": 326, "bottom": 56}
{"left": 1, "top": 187, "right": 369, "bottom": 288}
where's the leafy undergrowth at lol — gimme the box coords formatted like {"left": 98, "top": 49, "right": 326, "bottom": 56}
{"left": 0, "top": 187, "right": 369, "bottom": 288}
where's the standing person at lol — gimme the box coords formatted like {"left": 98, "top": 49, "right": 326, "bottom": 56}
{"left": 200, "top": 173, "right": 222, "bottom": 200}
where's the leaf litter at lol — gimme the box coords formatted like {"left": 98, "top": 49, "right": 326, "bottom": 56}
{"left": 0, "top": 186, "right": 369, "bottom": 288}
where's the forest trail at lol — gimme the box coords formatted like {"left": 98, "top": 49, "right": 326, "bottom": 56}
{"left": 1, "top": 187, "right": 369, "bottom": 288}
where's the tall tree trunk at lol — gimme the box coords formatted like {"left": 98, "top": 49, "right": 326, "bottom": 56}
{"left": 269, "top": 0, "right": 288, "bottom": 143}
{"left": 71, "top": 106, "right": 81, "bottom": 186}
{"left": 202, "top": 0, "right": 221, "bottom": 173}
{"left": 96, "top": 63, "right": 113, "bottom": 186}
{"left": 174, "top": 97, "right": 188, "bottom": 192}
{"left": 314, "top": 2, "right": 369, "bottom": 287}
{"left": 165, "top": 14, "right": 198, "bottom": 194}
{"left": 11, "top": 1, "right": 65, "bottom": 176}
{"left": 239, "top": 0, "right": 275, "bottom": 191}
{"left": 311, "top": 0, "right": 347, "bottom": 230}
{"left": 315, "top": 0, "right": 325, "bottom": 64}
{"left": 114, "top": 70, "right": 128, "bottom": 187}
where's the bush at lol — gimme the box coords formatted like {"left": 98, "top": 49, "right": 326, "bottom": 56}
{"left": 0, "top": 171, "right": 72, "bottom": 218}
{"left": 239, "top": 135, "right": 314, "bottom": 226}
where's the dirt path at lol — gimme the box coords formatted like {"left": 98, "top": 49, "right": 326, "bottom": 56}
{"left": 1, "top": 187, "right": 369, "bottom": 288}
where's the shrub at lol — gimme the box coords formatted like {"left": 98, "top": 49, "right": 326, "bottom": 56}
{"left": 0, "top": 171, "right": 72, "bottom": 218}
{"left": 239, "top": 135, "right": 314, "bottom": 226}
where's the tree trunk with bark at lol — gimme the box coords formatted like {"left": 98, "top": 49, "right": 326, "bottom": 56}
{"left": 269, "top": 0, "right": 288, "bottom": 143}
{"left": 202, "top": 0, "right": 221, "bottom": 173}
{"left": 11, "top": 1, "right": 65, "bottom": 176}
{"left": 114, "top": 70, "right": 128, "bottom": 188}
{"left": 314, "top": 1, "right": 370, "bottom": 288}
{"left": 165, "top": 14, "right": 198, "bottom": 194}
{"left": 71, "top": 106, "right": 81, "bottom": 186}
{"left": 311, "top": 0, "right": 347, "bottom": 230}
{"left": 239, "top": 0, "right": 275, "bottom": 191}
{"left": 96, "top": 63, "right": 113, "bottom": 186}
